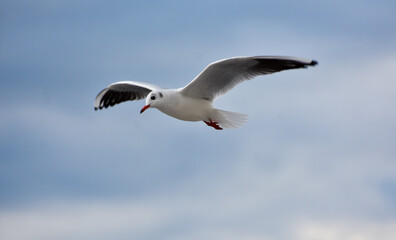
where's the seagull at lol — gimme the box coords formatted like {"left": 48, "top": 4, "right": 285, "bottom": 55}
{"left": 94, "top": 56, "right": 317, "bottom": 130}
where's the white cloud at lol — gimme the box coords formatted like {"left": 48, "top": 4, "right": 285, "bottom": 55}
{"left": 294, "top": 220, "right": 396, "bottom": 240}
{"left": 0, "top": 200, "right": 167, "bottom": 240}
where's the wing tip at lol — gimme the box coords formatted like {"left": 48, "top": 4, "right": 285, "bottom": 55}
{"left": 310, "top": 60, "right": 318, "bottom": 66}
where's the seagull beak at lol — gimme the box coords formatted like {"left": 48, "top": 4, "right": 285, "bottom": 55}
{"left": 140, "top": 104, "right": 151, "bottom": 114}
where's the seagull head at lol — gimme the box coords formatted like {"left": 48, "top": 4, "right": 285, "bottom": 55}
{"left": 140, "top": 91, "right": 163, "bottom": 114}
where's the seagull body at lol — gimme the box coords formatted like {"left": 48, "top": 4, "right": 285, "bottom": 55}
{"left": 148, "top": 89, "right": 213, "bottom": 121}
{"left": 94, "top": 56, "right": 317, "bottom": 130}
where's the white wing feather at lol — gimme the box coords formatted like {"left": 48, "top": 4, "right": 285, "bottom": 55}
{"left": 180, "top": 56, "right": 317, "bottom": 101}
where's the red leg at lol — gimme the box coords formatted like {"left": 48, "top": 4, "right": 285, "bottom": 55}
{"left": 203, "top": 120, "right": 223, "bottom": 130}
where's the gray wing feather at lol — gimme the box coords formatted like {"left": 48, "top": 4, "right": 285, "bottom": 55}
{"left": 94, "top": 81, "right": 160, "bottom": 110}
{"left": 180, "top": 56, "right": 317, "bottom": 101}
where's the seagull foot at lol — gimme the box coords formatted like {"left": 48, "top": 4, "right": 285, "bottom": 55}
{"left": 203, "top": 120, "right": 223, "bottom": 130}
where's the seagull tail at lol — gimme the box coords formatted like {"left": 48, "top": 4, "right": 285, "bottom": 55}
{"left": 212, "top": 109, "right": 248, "bottom": 129}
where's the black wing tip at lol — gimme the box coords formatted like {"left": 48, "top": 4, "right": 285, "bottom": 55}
{"left": 94, "top": 105, "right": 106, "bottom": 111}
{"left": 309, "top": 60, "right": 318, "bottom": 66}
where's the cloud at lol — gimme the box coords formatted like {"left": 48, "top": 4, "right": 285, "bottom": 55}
{"left": 294, "top": 220, "right": 396, "bottom": 240}
{"left": 0, "top": 200, "right": 167, "bottom": 240}
{"left": 1, "top": 155, "right": 395, "bottom": 240}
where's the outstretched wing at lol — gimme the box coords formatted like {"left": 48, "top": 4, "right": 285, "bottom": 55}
{"left": 180, "top": 56, "right": 317, "bottom": 101}
{"left": 94, "top": 81, "right": 160, "bottom": 110}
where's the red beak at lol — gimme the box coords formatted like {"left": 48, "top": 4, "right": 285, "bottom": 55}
{"left": 140, "top": 104, "right": 151, "bottom": 114}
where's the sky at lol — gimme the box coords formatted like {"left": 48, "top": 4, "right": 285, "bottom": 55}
{"left": 1, "top": 0, "right": 396, "bottom": 239}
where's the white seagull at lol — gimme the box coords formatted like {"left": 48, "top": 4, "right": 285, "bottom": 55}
{"left": 94, "top": 56, "right": 317, "bottom": 130}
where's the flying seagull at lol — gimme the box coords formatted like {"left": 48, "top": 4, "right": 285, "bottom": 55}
{"left": 94, "top": 56, "right": 317, "bottom": 130}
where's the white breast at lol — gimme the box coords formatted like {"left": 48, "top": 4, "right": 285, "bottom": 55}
{"left": 156, "top": 90, "right": 213, "bottom": 122}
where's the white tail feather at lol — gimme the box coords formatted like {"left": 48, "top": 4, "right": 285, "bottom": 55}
{"left": 212, "top": 109, "right": 248, "bottom": 129}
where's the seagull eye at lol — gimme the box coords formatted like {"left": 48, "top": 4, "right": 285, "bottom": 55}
{"left": 151, "top": 96, "right": 156, "bottom": 100}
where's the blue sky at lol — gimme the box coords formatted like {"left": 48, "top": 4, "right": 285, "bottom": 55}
{"left": 1, "top": 0, "right": 396, "bottom": 239}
